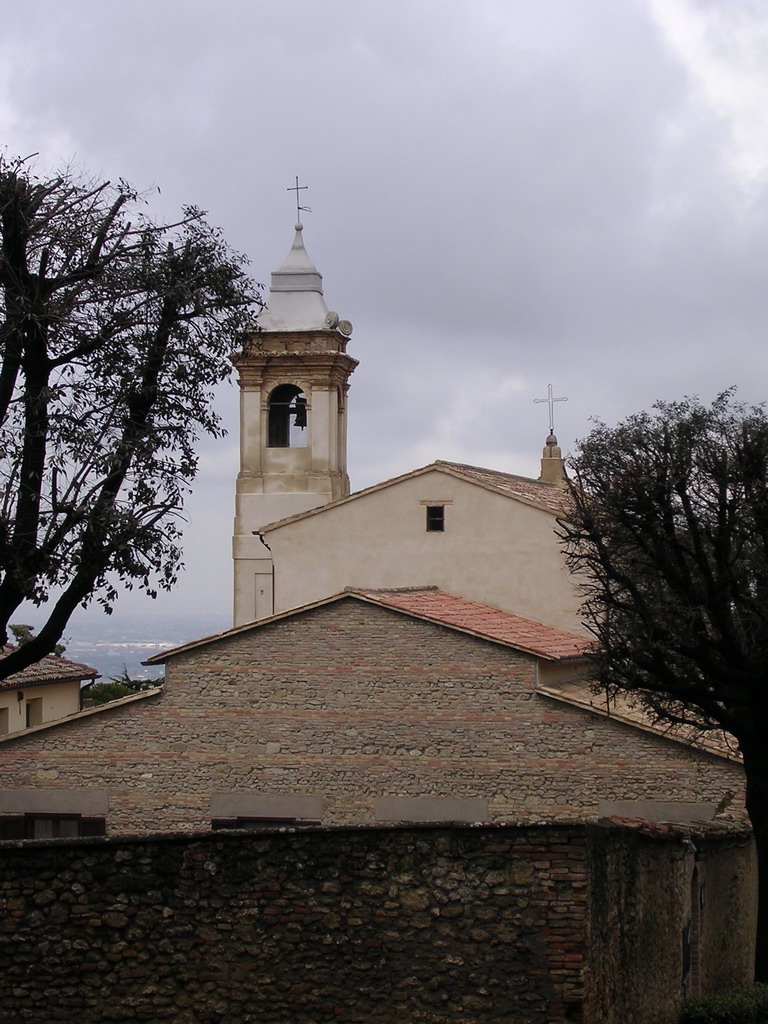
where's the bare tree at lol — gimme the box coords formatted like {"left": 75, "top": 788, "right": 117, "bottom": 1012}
{"left": 560, "top": 391, "right": 768, "bottom": 979}
{"left": 0, "top": 155, "right": 260, "bottom": 679}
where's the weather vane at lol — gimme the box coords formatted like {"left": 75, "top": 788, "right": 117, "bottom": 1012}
{"left": 287, "top": 176, "right": 311, "bottom": 222}
{"left": 534, "top": 384, "right": 568, "bottom": 435}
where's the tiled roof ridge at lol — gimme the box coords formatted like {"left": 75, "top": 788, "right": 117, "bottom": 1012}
{"left": 434, "top": 460, "right": 572, "bottom": 514}
{"left": 355, "top": 587, "right": 589, "bottom": 661}
{"left": 436, "top": 459, "right": 549, "bottom": 485}
{"left": 0, "top": 643, "right": 100, "bottom": 691}
{"left": 1, "top": 643, "right": 99, "bottom": 674}
{"left": 352, "top": 585, "right": 439, "bottom": 594}
{"left": 537, "top": 683, "right": 742, "bottom": 765}
{"left": 147, "top": 589, "right": 590, "bottom": 665}
{"left": 359, "top": 587, "right": 585, "bottom": 633}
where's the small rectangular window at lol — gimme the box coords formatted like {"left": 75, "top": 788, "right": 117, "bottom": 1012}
{"left": 426, "top": 505, "right": 445, "bottom": 532}
{"left": 25, "top": 697, "right": 43, "bottom": 728}
{"left": 29, "top": 815, "right": 80, "bottom": 839}
{"left": 0, "top": 707, "right": 8, "bottom": 735}
{"left": 0, "top": 815, "right": 107, "bottom": 840}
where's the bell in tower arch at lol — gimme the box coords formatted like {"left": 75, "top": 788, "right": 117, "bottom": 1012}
{"left": 268, "top": 384, "right": 308, "bottom": 448}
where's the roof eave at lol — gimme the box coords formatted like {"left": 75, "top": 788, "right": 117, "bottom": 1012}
{"left": 147, "top": 589, "right": 590, "bottom": 665}
{"left": 0, "top": 687, "right": 162, "bottom": 744}
{"left": 536, "top": 685, "right": 742, "bottom": 765}
{"left": 259, "top": 461, "right": 569, "bottom": 534}
{"left": 0, "top": 671, "right": 99, "bottom": 692}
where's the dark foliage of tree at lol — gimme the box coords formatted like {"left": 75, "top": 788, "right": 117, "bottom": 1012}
{"left": 84, "top": 666, "right": 162, "bottom": 706}
{"left": 0, "top": 155, "right": 261, "bottom": 680}
{"left": 9, "top": 622, "right": 65, "bottom": 657}
{"left": 560, "top": 391, "right": 768, "bottom": 979}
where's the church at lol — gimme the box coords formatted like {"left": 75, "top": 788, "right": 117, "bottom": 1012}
{"left": 0, "top": 220, "right": 746, "bottom": 839}
{"left": 230, "top": 219, "right": 581, "bottom": 632}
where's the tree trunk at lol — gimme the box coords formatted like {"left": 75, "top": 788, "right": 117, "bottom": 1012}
{"left": 740, "top": 743, "right": 768, "bottom": 982}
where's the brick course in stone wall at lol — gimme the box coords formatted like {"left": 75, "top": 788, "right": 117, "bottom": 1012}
{"left": 0, "top": 600, "right": 746, "bottom": 835}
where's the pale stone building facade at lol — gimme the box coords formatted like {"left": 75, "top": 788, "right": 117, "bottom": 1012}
{"left": 231, "top": 221, "right": 577, "bottom": 631}
{"left": 254, "top": 460, "right": 583, "bottom": 633}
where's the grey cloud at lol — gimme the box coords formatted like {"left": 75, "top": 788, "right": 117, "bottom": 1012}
{"left": 2, "top": 0, "right": 766, "bottom": 627}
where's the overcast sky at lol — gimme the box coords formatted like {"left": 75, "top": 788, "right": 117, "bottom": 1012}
{"left": 3, "top": 0, "right": 768, "bottom": 638}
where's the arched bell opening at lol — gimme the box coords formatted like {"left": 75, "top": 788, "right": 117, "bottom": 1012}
{"left": 267, "top": 384, "right": 308, "bottom": 448}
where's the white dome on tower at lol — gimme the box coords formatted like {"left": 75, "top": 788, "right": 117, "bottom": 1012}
{"left": 258, "top": 222, "right": 351, "bottom": 333}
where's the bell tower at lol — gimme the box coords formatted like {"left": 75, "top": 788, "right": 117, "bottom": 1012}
{"left": 231, "top": 220, "right": 357, "bottom": 625}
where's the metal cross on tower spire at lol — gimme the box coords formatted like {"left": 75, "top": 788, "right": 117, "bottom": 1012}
{"left": 534, "top": 384, "right": 568, "bottom": 435}
{"left": 287, "top": 176, "right": 311, "bottom": 222}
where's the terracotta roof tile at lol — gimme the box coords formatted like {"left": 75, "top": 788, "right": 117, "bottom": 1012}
{"left": 0, "top": 646, "right": 99, "bottom": 692}
{"left": 538, "top": 680, "right": 741, "bottom": 763}
{"left": 435, "top": 461, "right": 573, "bottom": 515}
{"left": 147, "top": 588, "right": 591, "bottom": 665}
{"left": 357, "top": 588, "right": 589, "bottom": 660}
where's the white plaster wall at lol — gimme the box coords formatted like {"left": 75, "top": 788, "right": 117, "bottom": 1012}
{"left": 238, "top": 387, "right": 263, "bottom": 474}
{"left": 264, "top": 471, "right": 586, "bottom": 634}
{"left": 0, "top": 682, "right": 81, "bottom": 736}
{"left": 309, "top": 390, "right": 332, "bottom": 470}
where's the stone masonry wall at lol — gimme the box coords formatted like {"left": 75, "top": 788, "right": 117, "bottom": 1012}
{"left": 698, "top": 833, "right": 757, "bottom": 992}
{"left": 584, "top": 821, "right": 756, "bottom": 1024}
{"left": 0, "top": 600, "right": 745, "bottom": 834}
{"left": 0, "top": 824, "right": 589, "bottom": 1024}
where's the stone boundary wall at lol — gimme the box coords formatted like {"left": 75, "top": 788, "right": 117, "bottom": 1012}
{"left": 585, "top": 820, "right": 756, "bottom": 1024}
{"left": 1, "top": 824, "right": 587, "bottom": 1024}
{"left": 0, "top": 822, "right": 756, "bottom": 1024}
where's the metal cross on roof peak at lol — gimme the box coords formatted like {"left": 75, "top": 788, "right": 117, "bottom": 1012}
{"left": 287, "top": 176, "right": 311, "bottom": 223}
{"left": 534, "top": 383, "right": 568, "bottom": 435}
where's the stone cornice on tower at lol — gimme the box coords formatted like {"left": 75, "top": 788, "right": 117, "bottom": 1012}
{"left": 233, "top": 331, "right": 358, "bottom": 392}
{"left": 233, "top": 350, "right": 358, "bottom": 392}
{"left": 239, "top": 329, "right": 354, "bottom": 357}
{"left": 235, "top": 323, "right": 357, "bottom": 369}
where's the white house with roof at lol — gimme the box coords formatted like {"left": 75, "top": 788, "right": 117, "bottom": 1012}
{"left": 0, "top": 646, "right": 98, "bottom": 738}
